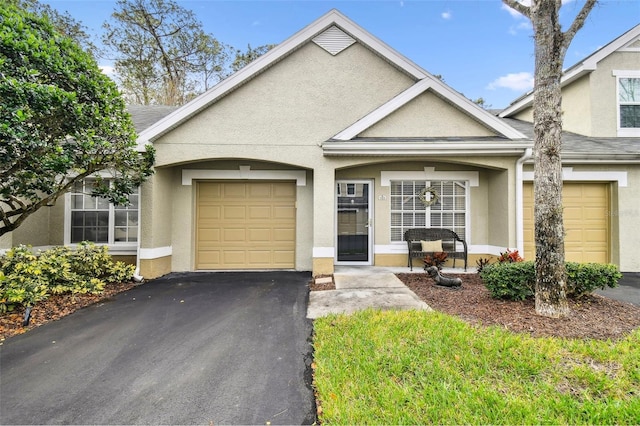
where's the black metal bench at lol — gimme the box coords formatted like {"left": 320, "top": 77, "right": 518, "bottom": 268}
{"left": 404, "top": 228, "right": 468, "bottom": 271}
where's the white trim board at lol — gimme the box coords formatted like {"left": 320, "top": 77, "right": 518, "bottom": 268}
{"left": 139, "top": 246, "right": 173, "bottom": 260}
{"left": 374, "top": 244, "right": 507, "bottom": 256}
{"left": 182, "top": 166, "right": 307, "bottom": 186}
{"left": 313, "top": 247, "right": 335, "bottom": 257}
{"left": 381, "top": 167, "right": 480, "bottom": 187}
{"left": 522, "top": 168, "right": 627, "bottom": 187}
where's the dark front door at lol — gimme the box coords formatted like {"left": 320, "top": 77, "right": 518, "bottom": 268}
{"left": 336, "top": 181, "right": 372, "bottom": 264}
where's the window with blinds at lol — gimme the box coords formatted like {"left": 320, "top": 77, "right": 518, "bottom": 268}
{"left": 390, "top": 180, "right": 467, "bottom": 242}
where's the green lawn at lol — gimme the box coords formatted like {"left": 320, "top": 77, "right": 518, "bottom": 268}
{"left": 312, "top": 309, "right": 640, "bottom": 424}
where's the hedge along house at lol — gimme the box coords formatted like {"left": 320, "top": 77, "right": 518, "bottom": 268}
{"left": 133, "top": 9, "right": 535, "bottom": 278}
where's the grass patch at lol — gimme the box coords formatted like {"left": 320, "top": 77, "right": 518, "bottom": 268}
{"left": 313, "top": 310, "right": 640, "bottom": 424}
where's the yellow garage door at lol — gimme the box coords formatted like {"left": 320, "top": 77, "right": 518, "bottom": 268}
{"left": 524, "top": 182, "right": 609, "bottom": 263}
{"left": 196, "top": 181, "right": 296, "bottom": 269}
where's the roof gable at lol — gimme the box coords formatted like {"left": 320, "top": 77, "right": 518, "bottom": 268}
{"left": 500, "top": 24, "right": 640, "bottom": 118}
{"left": 136, "top": 9, "right": 525, "bottom": 150}
{"left": 333, "top": 79, "right": 525, "bottom": 140}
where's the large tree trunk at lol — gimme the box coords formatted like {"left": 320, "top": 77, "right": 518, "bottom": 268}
{"left": 502, "top": 0, "right": 596, "bottom": 318}
{"left": 531, "top": 0, "right": 569, "bottom": 318}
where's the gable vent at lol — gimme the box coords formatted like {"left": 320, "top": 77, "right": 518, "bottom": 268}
{"left": 312, "top": 26, "right": 356, "bottom": 55}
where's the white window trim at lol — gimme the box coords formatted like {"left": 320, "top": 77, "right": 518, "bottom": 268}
{"left": 613, "top": 70, "right": 640, "bottom": 137}
{"left": 385, "top": 168, "right": 474, "bottom": 245}
{"left": 64, "top": 180, "right": 139, "bottom": 253}
{"left": 381, "top": 167, "right": 479, "bottom": 187}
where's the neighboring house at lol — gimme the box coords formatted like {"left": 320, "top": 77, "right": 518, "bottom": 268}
{"left": 500, "top": 23, "right": 640, "bottom": 269}
{"left": 2, "top": 10, "right": 639, "bottom": 278}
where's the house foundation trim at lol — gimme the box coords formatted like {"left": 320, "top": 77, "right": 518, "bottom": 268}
{"left": 313, "top": 247, "right": 335, "bottom": 257}
{"left": 181, "top": 167, "right": 307, "bottom": 186}
{"left": 139, "top": 246, "right": 173, "bottom": 259}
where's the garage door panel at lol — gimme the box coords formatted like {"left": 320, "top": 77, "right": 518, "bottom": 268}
{"left": 585, "top": 229, "right": 607, "bottom": 242}
{"left": 564, "top": 206, "right": 583, "bottom": 221}
{"left": 523, "top": 182, "right": 609, "bottom": 263}
{"left": 223, "top": 184, "right": 247, "bottom": 198}
{"left": 564, "top": 228, "right": 582, "bottom": 243}
{"left": 248, "top": 228, "right": 271, "bottom": 242}
{"left": 198, "top": 228, "right": 221, "bottom": 243}
{"left": 223, "top": 228, "right": 246, "bottom": 242}
{"left": 222, "top": 250, "right": 247, "bottom": 265}
{"left": 274, "top": 206, "right": 296, "bottom": 219}
{"left": 273, "top": 251, "right": 295, "bottom": 264}
{"left": 198, "top": 205, "right": 221, "bottom": 220}
{"left": 247, "top": 250, "right": 272, "bottom": 264}
{"left": 197, "top": 181, "right": 296, "bottom": 269}
{"left": 199, "top": 183, "right": 222, "bottom": 200}
{"left": 584, "top": 251, "right": 608, "bottom": 263}
{"left": 274, "top": 183, "right": 296, "bottom": 198}
{"left": 274, "top": 228, "right": 295, "bottom": 241}
{"left": 584, "top": 207, "right": 606, "bottom": 220}
{"left": 198, "top": 250, "right": 221, "bottom": 266}
{"left": 223, "top": 206, "right": 246, "bottom": 220}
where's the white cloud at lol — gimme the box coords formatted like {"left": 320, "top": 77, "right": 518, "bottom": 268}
{"left": 502, "top": 0, "right": 576, "bottom": 19}
{"left": 99, "top": 65, "right": 115, "bottom": 76}
{"left": 441, "top": 10, "right": 452, "bottom": 20}
{"left": 508, "top": 21, "right": 532, "bottom": 35}
{"left": 501, "top": 1, "right": 529, "bottom": 19}
{"left": 487, "top": 72, "right": 534, "bottom": 91}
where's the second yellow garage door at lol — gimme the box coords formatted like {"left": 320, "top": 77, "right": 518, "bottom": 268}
{"left": 523, "top": 182, "right": 610, "bottom": 263}
{"left": 196, "top": 181, "right": 296, "bottom": 269}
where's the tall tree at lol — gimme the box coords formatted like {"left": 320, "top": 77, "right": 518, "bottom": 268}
{"left": 4, "top": 0, "right": 98, "bottom": 57}
{"left": 231, "top": 44, "right": 275, "bottom": 73}
{"left": 0, "top": 5, "right": 154, "bottom": 237}
{"left": 102, "top": 0, "right": 230, "bottom": 105}
{"left": 502, "top": 0, "right": 597, "bottom": 317}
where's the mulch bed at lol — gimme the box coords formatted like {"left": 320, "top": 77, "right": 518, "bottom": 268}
{"left": 0, "top": 280, "right": 138, "bottom": 341}
{"left": 310, "top": 273, "right": 640, "bottom": 341}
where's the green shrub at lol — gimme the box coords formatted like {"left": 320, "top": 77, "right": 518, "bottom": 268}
{"left": 0, "top": 243, "right": 135, "bottom": 313}
{"left": 565, "top": 262, "right": 621, "bottom": 297}
{"left": 480, "top": 261, "right": 535, "bottom": 300}
{"left": 0, "top": 246, "right": 50, "bottom": 312}
{"left": 481, "top": 261, "right": 622, "bottom": 301}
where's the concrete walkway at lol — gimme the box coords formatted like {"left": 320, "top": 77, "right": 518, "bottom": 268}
{"left": 307, "top": 266, "right": 434, "bottom": 318}
{"left": 306, "top": 266, "right": 640, "bottom": 319}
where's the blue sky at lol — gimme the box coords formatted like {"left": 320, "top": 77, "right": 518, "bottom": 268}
{"left": 41, "top": 0, "right": 639, "bottom": 108}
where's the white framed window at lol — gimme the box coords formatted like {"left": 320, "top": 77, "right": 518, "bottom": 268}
{"left": 390, "top": 180, "right": 467, "bottom": 242}
{"left": 614, "top": 71, "right": 640, "bottom": 137}
{"left": 66, "top": 178, "right": 139, "bottom": 247}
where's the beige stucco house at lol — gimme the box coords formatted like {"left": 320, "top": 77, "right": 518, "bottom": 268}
{"left": 3, "top": 10, "right": 639, "bottom": 278}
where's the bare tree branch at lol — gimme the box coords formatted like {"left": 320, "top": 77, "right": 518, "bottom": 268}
{"left": 502, "top": 0, "right": 531, "bottom": 19}
{"left": 562, "top": 0, "right": 597, "bottom": 50}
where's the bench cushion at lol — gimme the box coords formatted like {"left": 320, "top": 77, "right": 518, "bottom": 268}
{"left": 420, "top": 240, "right": 443, "bottom": 252}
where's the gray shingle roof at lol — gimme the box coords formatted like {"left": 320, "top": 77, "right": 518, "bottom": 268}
{"left": 127, "top": 105, "right": 179, "bottom": 133}
{"left": 501, "top": 118, "right": 640, "bottom": 160}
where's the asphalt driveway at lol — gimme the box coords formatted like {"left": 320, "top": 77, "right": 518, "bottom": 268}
{"left": 0, "top": 272, "right": 316, "bottom": 425}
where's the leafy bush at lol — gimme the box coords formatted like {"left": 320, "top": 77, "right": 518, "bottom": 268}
{"left": 480, "top": 261, "right": 535, "bottom": 300}
{"left": 497, "top": 249, "right": 523, "bottom": 263}
{"left": 423, "top": 252, "right": 448, "bottom": 270}
{"left": 0, "top": 243, "right": 135, "bottom": 313}
{"left": 481, "top": 261, "right": 622, "bottom": 301}
{"left": 565, "top": 262, "right": 621, "bottom": 297}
